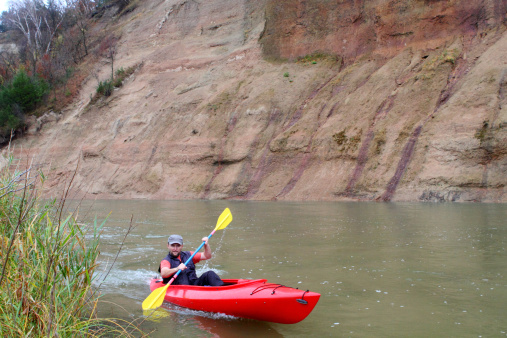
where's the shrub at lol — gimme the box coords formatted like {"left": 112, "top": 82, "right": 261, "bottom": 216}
{"left": 0, "top": 70, "right": 48, "bottom": 139}
{"left": 0, "top": 70, "right": 49, "bottom": 112}
{"left": 96, "top": 80, "right": 113, "bottom": 97}
{"left": 113, "top": 77, "right": 123, "bottom": 88}
{"left": 116, "top": 67, "right": 126, "bottom": 77}
{"left": 113, "top": 66, "right": 135, "bottom": 88}
{"left": 0, "top": 107, "right": 21, "bottom": 131}
{"left": 92, "top": 65, "right": 137, "bottom": 103}
{"left": 0, "top": 154, "right": 143, "bottom": 336}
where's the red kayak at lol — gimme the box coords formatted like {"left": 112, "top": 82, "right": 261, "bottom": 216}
{"left": 149, "top": 278, "right": 320, "bottom": 324}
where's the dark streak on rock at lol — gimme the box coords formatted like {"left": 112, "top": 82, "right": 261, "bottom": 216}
{"left": 380, "top": 125, "right": 422, "bottom": 201}
{"left": 343, "top": 94, "right": 396, "bottom": 196}
{"left": 380, "top": 40, "right": 484, "bottom": 201}
{"left": 148, "top": 144, "right": 158, "bottom": 163}
{"left": 284, "top": 75, "right": 337, "bottom": 130}
{"left": 344, "top": 130, "right": 374, "bottom": 194}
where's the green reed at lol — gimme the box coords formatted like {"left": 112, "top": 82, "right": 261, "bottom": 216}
{"left": 0, "top": 155, "right": 143, "bottom": 337}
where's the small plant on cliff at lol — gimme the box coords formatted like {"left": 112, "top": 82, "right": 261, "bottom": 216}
{"left": 93, "top": 65, "right": 137, "bottom": 101}
{"left": 332, "top": 129, "right": 362, "bottom": 152}
{"left": 97, "top": 79, "right": 114, "bottom": 97}
{"left": 474, "top": 120, "right": 489, "bottom": 144}
{"left": 297, "top": 52, "right": 338, "bottom": 65}
{"left": 374, "top": 129, "right": 387, "bottom": 155}
{"left": 333, "top": 130, "right": 347, "bottom": 146}
{"left": 442, "top": 49, "right": 459, "bottom": 65}
{"left": 207, "top": 103, "right": 219, "bottom": 112}
{"left": 283, "top": 72, "right": 290, "bottom": 77}
{"left": 206, "top": 91, "right": 232, "bottom": 113}
{"left": 423, "top": 48, "right": 460, "bottom": 74}
{"left": 113, "top": 66, "right": 136, "bottom": 88}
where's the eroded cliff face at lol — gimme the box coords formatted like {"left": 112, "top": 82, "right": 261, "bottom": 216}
{"left": 8, "top": 0, "right": 507, "bottom": 202}
{"left": 261, "top": 0, "right": 507, "bottom": 60}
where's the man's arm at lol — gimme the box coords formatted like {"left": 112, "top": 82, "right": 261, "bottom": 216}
{"left": 200, "top": 237, "right": 212, "bottom": 260}
{"left": 160, "top": 261, "right": 186, "bottom": 278}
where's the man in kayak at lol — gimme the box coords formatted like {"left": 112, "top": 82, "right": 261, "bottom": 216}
{"left": 158, "top": 234, "right": 224, "bottom": 286}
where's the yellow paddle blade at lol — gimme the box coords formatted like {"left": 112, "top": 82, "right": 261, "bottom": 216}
{"left": 214, "top": 208, "right": 232, "bottom": 231}
{"left": 142, "top": 283, "right": 169, "bottom": 311}
{"left": 143, "top": 308, "right": 170, "bottom": 322}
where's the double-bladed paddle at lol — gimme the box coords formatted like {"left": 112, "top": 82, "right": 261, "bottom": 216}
{"left": 142, "top": 208, "right": 232, "bottom": 311}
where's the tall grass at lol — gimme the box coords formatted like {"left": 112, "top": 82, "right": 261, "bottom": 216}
{"left": 0, "top": 155, "right": 143, "bottom": 336}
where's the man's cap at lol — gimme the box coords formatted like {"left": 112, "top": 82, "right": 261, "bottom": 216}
{"left": 168, "top": 234, "right": 183, "bottom": 245}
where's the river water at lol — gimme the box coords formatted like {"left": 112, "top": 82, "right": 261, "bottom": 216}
{"left": 75, "top": 200, "right": 507, "bottom": 337}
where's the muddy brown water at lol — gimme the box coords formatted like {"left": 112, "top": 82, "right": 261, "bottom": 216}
{"left": 74, "top": 200, "right": 507, "bottom": 337}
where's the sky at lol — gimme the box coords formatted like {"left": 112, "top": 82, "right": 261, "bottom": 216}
{"left": 0, "top": 0, "right": 9, "bottom": 13}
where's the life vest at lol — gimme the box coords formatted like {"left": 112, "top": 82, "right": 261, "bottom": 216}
{"left": 158, "top": 251, "right": 198, "bottom": 285}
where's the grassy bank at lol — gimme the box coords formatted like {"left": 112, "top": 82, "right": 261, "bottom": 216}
{"left": 0, "top": 155, "right": 141, "bottom": 336}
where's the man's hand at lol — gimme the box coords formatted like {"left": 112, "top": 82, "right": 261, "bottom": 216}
{"left": 178, "top": 263, "right": 187, "bottom": 271}
{"left": 202, "top": 237, "right": 209, "bottom": 245}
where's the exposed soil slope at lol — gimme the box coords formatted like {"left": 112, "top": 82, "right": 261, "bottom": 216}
{"left": 8, "top": 0, "right": 507, "bottom": 202}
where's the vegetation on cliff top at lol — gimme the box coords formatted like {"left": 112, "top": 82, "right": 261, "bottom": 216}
{"left": 0, "top": 0, "right": 136, "bottom": 143}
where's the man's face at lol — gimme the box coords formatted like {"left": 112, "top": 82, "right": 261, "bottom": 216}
{"left": 168, "top": 243, "right": 183, "bottom": 257}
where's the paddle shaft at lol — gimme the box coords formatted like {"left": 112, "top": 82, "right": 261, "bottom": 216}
{"left": 167, "top": 230, "right": 218, "bottom": 285}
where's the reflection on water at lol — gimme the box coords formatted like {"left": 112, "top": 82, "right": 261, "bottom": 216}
{"left": 191, "top": 314, "right": 284, "bottom": 338}
{"left": 76, "top": 200, "right": 507, "bottom": 337}
{"left": 143, "top": 304, "right": 284, "bottom": 337}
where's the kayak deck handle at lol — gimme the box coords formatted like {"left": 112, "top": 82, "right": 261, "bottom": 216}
{"left": 271, "top": 285, "right": 285, "bottom": 294}
{"left": 250, "top": 283, "right": 287, "bottom": 295}
{"left": 296, "top": 290, "right": 310, "bottom": 305}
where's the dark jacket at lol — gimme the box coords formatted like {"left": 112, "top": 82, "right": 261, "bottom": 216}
{"left": 158, "top": 251, "right": 198, "bottom": 285}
